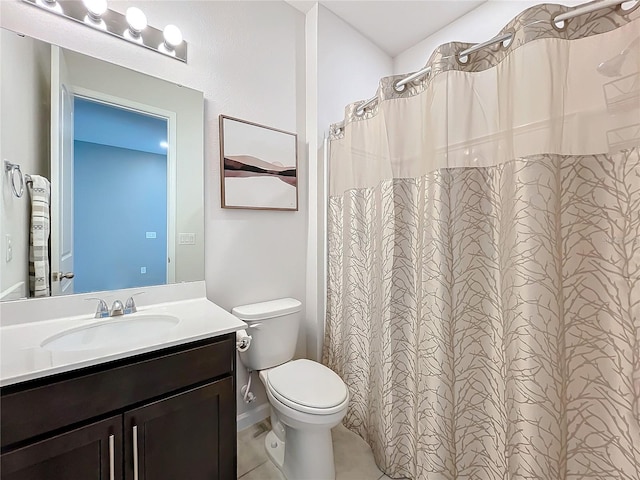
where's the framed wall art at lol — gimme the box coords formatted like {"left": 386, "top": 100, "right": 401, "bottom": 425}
{"left": 219, "top": 115, "right": 298, "bottom": 211}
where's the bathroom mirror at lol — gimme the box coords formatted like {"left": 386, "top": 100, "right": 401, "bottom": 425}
{"left": 0, "top": 28, "right": 205, "bottom": 301}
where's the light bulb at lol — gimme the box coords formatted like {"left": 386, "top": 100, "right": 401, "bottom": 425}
{"left": 126, "top": 7, "right": 147, "bottom": 35}
{"left": 83, "top": 0, "right": 107, "bottom": 19}
{"left": 36, "top": 0, "right": 63, "bottom": 13}
{"left": 124, "top": 29, "right": 144, "bottom": 44}
{"left": 163, "top": 24, "right": 183, "bottom": 50}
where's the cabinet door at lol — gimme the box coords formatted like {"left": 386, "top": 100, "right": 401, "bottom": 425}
{"left": 124, "top": 377, "right": 235, "bottom": 480}
{"left": 1, "top": 415, "right": 122, "bottom": 480}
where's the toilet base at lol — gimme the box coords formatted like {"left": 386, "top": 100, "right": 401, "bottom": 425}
{"left": 264, "top": 425, "right": 336, "bottom": 480}
{"left": 265, "top": 430, "right": 285, "bottom": 472}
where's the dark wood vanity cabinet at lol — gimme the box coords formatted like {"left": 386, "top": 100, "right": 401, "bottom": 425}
{"left": 0, "top": 334, "right": 237, "bottom": 480}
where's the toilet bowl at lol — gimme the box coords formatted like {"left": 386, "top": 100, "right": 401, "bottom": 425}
{"left": 232, "top": 299, "right": 349, "bottom": 480}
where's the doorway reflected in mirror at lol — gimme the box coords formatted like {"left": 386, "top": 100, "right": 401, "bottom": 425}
{"left": 73, "top": 98, "right": 169, "bottom": 294}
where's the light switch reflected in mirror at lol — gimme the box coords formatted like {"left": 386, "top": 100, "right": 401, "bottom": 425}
{"left": 0, "top": 28, "right": 205, "bottom": 301}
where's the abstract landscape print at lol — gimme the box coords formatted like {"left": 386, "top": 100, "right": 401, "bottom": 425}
{"left": 219, "top": 115, "right": 297, "bottom": 210}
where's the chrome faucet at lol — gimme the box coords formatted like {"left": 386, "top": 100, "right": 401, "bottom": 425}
{"left": 88, "top": 293, "right": 144, "bottom": 318}
{"left": 91, "top": 299, "right": 110, "bottom": 319}
{"left": 124, "top": 292, "right": 144, "bottom": 314}
{"left": 124, "top": 296, "right": 137, "bottom": 314}
{"left": 110, "top": 300, "right": 125, "bottom": 316}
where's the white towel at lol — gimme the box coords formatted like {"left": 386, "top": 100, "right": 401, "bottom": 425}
{"left": 28, "top": 175, "right": 51, "bottom": 297}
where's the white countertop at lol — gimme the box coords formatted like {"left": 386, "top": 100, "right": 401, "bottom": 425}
{"left": 0, "top": 286, "right": 247, "bottom": 387}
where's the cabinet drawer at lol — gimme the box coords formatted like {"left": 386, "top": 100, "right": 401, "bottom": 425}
{"left": 1, "top": 334, "right": 234, "bottom": 448}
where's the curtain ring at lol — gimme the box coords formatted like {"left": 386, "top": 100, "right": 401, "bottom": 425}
{"left": 457, "top": 51, "right": 470, "bottom": 65}
{"left": 500, "top": 29, "right": 515, "bottom": 49}
{"left": 617, "top": 0, "right": 640, "bottom": 15}
{"left": 551, "top": 13, "right": 568, "bottom": 31}
{"left": 393, "top": 81, "right": 406, "bottom": 93}
{"left": 5, "top": 162, "right": 24, "bottom": 198}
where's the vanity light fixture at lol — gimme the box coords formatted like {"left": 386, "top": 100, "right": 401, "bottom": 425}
{"left": 35, "top": 0, "right": 63, "bottom": 13}
{"left": 125, "top": 7, "right": 147, "bottom": 36}
{"left": 124, "top": 6, "right": 146, "bottom": 43}
{"left": 22, "top": 0, "right": 188, "bottom": 62}
{"left": 83, "top": 0, "right": 107, "bottom": 20}
{"left": 159, "top": 24, "right": 183, "bottom": 56}
{"left": 162, "top": 24, "right": 183, "bottom": 52}
{"left": 82, "top": 0, "right": 107, "bottom": 31}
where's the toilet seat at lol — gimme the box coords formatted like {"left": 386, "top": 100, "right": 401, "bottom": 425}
{"left": 266, "top": 359, "right": 348, "bottom": 415}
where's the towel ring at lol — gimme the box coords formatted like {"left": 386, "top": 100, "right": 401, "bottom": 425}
{"left": 4, "top": 160, "right": 25, "bottom": 198}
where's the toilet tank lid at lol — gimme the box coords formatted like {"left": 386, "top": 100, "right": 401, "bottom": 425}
{"left": 231, "top": 298, "right": 302, "bottom": 321}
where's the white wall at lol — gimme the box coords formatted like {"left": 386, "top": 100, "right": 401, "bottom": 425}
{"left": 394, "top": 0, "right": 583, "bottom": 74}
{"left": 0, "top": 0, "right": 306, "bottom": 421}
{"left": 318, "top": 5, "right": 393, "bottom": 136}
{"left": 304, "top": 5, "right": 321, "bottom": 365}
{"left": 0, "top": 31, "right": 50, "bottom": 300}
{"left": 304, "top": 4, "right": 393, "bottom": 364}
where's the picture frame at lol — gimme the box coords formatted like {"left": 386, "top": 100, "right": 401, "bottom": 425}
{"left": 219, "top": 115, "right": 298, "bottom": 211}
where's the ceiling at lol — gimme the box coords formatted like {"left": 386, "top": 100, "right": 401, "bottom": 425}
{"left": 287, "top": 1, "right": 486, "bottom": 57}
{"left": 75, "top": 98, "right": 168, "bottom": 156}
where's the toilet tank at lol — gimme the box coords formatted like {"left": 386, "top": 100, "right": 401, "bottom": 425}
{"left": 233, "top": 298, "right": 302, "bottom": 371}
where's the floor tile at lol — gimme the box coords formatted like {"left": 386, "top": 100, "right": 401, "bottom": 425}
{"left": 238, "top": 421, "right": 388, "bottom": 479}
{"left": 237, "top": 420, "right": 271, "bottom": 477}
{"left": 333, "top": 424, "right": 385, "bottom": 480}
{"left": 239, "top": 458, "right": 285, "bottom": 480}
{"left": 378, "top": 472, "right": 410, "bottom": 479}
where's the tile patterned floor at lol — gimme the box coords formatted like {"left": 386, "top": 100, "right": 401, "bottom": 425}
{"left": 238, "top": 420, "right": 393, "bottom": 480}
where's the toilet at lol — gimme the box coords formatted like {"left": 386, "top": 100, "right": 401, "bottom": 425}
{"left": 233, "top": 298, "right": 349, "bottom": 480}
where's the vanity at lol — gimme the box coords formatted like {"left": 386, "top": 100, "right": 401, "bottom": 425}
{"left": 0, "top": 16, "right": 241, "bottom": 478}
{"left": 0, "top": 3, "right": 248, "bottom": 475}
{"left": 0, "top": 282, "right": 246, "bottom": 479}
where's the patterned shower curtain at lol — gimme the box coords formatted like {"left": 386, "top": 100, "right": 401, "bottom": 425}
{"left": 324, "top": 3, "right": 640, "bottom": 479}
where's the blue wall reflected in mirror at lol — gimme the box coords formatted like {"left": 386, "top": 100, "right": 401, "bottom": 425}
{"left": 73, "top": 97, "right": 168, "bottom": 293}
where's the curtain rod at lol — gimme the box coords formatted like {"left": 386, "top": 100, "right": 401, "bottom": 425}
{"left": 554, "top": 0, "right": 628, "bottom": 22}
{"left": 350, "top": 0, "right": 632, "bottom": 120}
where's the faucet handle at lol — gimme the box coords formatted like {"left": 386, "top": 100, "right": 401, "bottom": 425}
{"left": 124, "top": 292, "right": 145, "bottom": 314}
{"left": 110, "top": 300, "right": 125, "bottom": 316}
{"left": 86, "top": 298, "right": 109, "bottom": 318}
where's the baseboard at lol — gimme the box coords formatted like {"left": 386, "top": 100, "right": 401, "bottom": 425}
{"left": 237, "top": 402, "right": 270, "bottom": 432}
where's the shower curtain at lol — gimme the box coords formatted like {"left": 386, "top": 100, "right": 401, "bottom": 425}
{"left": 324, "top": 3, "right": 640, "bottom": 479}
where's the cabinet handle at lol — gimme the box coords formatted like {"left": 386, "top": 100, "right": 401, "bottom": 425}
{"left": 133, "top": 425, "right": 139, "bottom": 480}
{"left": 109, "top": 434, "right": 115, "bottom": 480}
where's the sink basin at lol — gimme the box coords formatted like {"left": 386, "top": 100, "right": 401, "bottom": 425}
{"left": 41, "top": 314, "right": 180, "bottom": 352}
